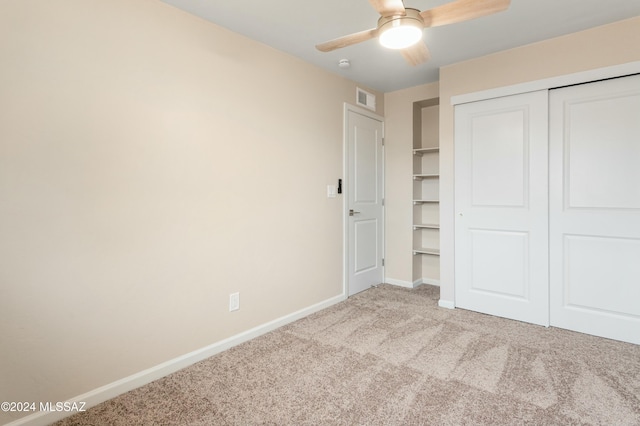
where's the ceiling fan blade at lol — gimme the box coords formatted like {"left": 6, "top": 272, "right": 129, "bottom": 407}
{"left": 401, "top": 41, "right": 431, "bottom": 66}
{"left": 420, "top": 0, "right": 510, "bottom": 28}
{"left": 315, "top": 28, "right": 378, "bottom": 52}
{"left": 368, "top": 0, "right": 406, "bottom": 16}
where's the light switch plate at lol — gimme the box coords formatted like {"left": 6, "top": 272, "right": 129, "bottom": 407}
{"left": 327, "top": 185, "right": 337, "bottom": 198}
{"left": 229, "top": 292, "right": 239, "bottom": 311}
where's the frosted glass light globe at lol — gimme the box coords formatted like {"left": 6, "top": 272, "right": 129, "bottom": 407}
{"left": 379, "top": 25, "right": 422, "bottom": 49}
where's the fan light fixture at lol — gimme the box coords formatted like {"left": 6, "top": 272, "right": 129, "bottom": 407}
{"left": 315, "top": 0, "right": 512, "bottom": 66}
{"left": 378, "top": 9, "right": 424, "bottom": 50}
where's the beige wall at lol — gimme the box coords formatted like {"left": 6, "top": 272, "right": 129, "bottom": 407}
{"left": 421, "top": 106, "right": 439, "bottom": 149}
{"left": 439, "top": 16, "right": 640, "bottom": 304}
{"left": 0, "top": 0, "right": 383, "bottom": 422}
{"left": 384, "top": 83, "right": 439, "bottom": 286}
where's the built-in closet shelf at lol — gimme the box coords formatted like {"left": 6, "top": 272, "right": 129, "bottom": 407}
{"left": 413, "top": 147, "right": 439, "bottom": 156}
{"left": 413, "top": 224, "right": 440, "bottom": 230}
{"left": 413, "top": 99, "right": 440, "bottom": 283}
{"left": 413, "top": 248, "right": 440, "bottom": 256}
{"left": 413, "top": 174, "right": 439, "bottom": 180}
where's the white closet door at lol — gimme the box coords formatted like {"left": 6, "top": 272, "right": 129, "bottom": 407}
{"left": 455, "top": 90, "right": 549, "bottom": 326}
{"left": 549, "top": 74, "right": 640, "bottom": 345}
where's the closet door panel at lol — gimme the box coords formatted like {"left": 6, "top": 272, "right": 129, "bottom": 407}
{"left": 455, "top": 90, "right": 549, "bottom": 326}
{"left": 549, "top": 74, "right": 640, "bottom": 345}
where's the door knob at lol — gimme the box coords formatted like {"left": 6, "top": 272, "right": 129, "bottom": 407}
{"left": 349, "top": 209, "right": 361, "bottom": 216}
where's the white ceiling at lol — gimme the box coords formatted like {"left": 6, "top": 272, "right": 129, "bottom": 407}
{"left": 159, "top": 0, "right": 640, "bottom": 92}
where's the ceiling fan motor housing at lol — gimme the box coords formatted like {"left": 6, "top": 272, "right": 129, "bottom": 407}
{"left": 377, "top": 8, "right": 425, "bottom": 49}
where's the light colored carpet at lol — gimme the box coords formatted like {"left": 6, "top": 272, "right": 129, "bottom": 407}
{"left": 56, "top": 284, "right": 640, "bottom": 425}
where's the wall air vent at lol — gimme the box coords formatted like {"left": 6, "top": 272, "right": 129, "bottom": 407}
{"left": 356, "top": 87, "right": 376, "bottom": 111}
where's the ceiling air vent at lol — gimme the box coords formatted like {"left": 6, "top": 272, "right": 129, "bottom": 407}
{"left": 356, "top": 87, "right": 376, "bottom": 111}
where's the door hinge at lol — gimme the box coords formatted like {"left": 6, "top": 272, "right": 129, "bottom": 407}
{"left": 382, "top": 258, "right": 385, "bottom": 266}
{"left": 381, "top": 137, "right": 385, "bottom": 146}
{"left": 382, "top": 198, "right": 385, "bottom": 206}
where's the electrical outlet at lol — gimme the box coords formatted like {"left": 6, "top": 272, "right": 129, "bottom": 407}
{"left": 229, "top": 292, "right": 239, "bottom": 312}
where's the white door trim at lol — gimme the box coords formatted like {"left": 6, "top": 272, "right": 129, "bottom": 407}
{"left": 451, "top": 60, "right": 640, "bottom": 106}
{"left": 343, "top": 103, "right": 385, "bottom": 297}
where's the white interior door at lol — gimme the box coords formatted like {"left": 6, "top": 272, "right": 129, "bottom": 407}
{"left": 455, "top": 90, "right": 549, "bottom": 326}
{"left": 549, "top": 74, "right": 640, "bottom": 345}
{"left": 346, "top": 106, "right": 384, "bottom": 296}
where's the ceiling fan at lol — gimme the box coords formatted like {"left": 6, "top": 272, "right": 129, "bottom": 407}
{"left": 316, "top": 0, "right": 511, "bottom": 66}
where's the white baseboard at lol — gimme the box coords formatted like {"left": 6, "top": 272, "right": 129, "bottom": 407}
{"left": 385, "top": 278, "right": 440, "bottom": 288}
{"left": 421, "top": 278, "right": 440, "bottom": 287}
{"left": 6, "top": 293, "right": 346, "bottom": 426}
{"left": 384, "top": 277, "right": 419, "bottom": 288}
{"left": 438, "top": 299, "right": 455, "bottom": 309}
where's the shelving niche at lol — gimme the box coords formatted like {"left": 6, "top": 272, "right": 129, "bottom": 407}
{"left": 412, "top": 98, "right": 440, "bottom": 286}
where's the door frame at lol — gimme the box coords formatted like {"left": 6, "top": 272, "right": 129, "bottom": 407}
{"left": 449, "top": 60, "right": 640, "bottom": 307}
{"left": 342, "top": 103, "right": 385, "bottom": 298}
